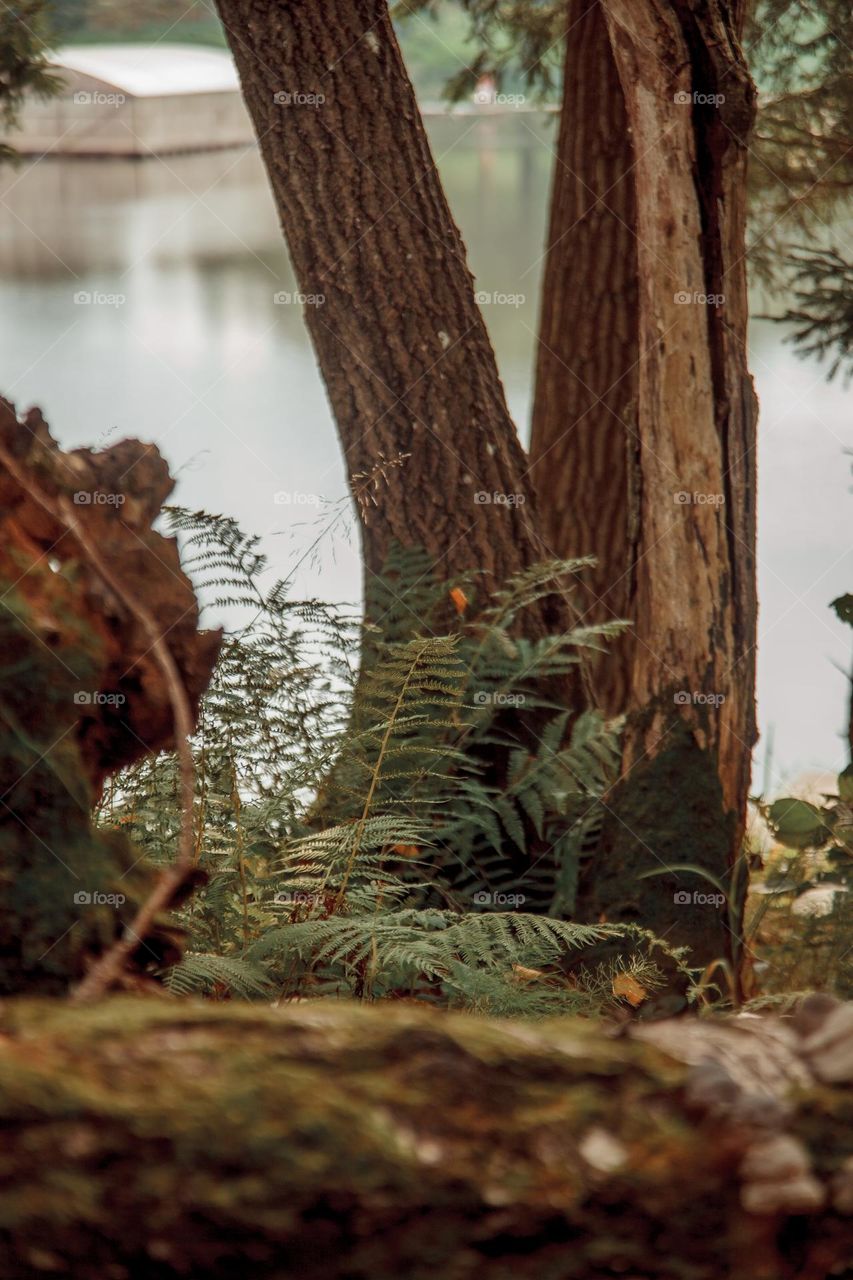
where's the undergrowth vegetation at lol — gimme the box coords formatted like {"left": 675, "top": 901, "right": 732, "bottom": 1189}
{"left": 746, "top": 766, "right": 853, "bottom": 1000}
{"left": 100, "top": 509, "right": 684, "bottom": 1016}
{"left": 744, "top": 590, "right": 853, "bottom": 1001}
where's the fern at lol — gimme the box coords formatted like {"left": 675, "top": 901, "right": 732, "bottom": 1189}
{"left": 250, "top": 907, "right": 624, "bottom": 1010}
{"left": 164, "top": 953, "right": 272, "bottom": 999}
{"left": 253, "top": 909, "right": 609, "bottom": 973}
{"left": 99, "top": 514, "right": 646, "bottom": 1015}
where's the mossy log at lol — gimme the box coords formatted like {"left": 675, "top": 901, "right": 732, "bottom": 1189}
{"left": 1, "top": 998, "right": 852, "bottom": 1279}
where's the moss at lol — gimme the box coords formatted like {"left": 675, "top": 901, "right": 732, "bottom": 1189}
{"left": 575, "top": 715, "right": 736, "bottom": 984}
{"left": 0, "top": 998, "right": 843, "bottom": 1278}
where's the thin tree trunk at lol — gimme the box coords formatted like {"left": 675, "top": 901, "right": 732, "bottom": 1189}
{"left": 529, "top": 0, "right": 639, "bottom": 718}
{"left": 215, "top": 0, "right": 553, "bottom": 621}
{"left": 2, "top": 996, "right": 853, "bottom": 1279}
{"left": 530, "top": 0, "right": 758, "bottom": 975}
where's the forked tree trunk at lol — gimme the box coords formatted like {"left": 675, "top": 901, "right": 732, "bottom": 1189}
{"left": 530, "top": 0, "right": 758, "bottom": 975}
{"left": 215, "top": 0, "right": 556, "bottom": 626}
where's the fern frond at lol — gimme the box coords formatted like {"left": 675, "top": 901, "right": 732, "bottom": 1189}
{"left": 164, "top": 953, "right": 272, "bottom": 999}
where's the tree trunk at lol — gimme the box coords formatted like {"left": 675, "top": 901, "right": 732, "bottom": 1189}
{"left": 529, "top": 0, "right": 639, "bottom": 718}
{"left": 215, "top": 0, "right": 592, "bottom": 886}
{"left": 215, "top": 0, "right": 553, "bottom": 622}
{"left": 2, "top": 996, "right": 852, "bottom": 1279}
{"left": 529, "top": 0, "right": 758, "bottom": 974}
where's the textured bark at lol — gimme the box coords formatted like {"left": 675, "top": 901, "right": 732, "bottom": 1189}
{"left": 530, "top": 1, "right": 758, "bottom": 973}
{"left": 215, "top": 0, "right": 553, "bottom": 620}
{"left": 1, "top": 997, "right": 853, "bottom": 1279}
{"left": 529, "top": 0, "right": 640, "bottom": 717}
{"left": 0, "top": 398, "right": 221, "bottom": 790}
{"left": 215, "top": 0, "right": 589, "bottom": 887}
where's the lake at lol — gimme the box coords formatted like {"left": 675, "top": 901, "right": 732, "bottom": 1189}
{"left": 1, "top": 112, "right": 850, "bottom": 786}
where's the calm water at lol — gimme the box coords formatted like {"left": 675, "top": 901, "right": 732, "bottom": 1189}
{"left": 1, "top": 114, "right": 850, "bottom": 784}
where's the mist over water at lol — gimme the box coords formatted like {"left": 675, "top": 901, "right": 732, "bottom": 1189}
{"left": 1, "top": 115, "right": 850, "bottom": 784}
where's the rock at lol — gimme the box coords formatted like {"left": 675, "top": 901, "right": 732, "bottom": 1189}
{"left": 801, "top": 1004, "right": 853, "bottom": 1083}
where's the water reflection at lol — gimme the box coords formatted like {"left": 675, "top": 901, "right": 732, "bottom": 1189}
{"left": 0, "top": 115, "right": 849, "bottom": 778}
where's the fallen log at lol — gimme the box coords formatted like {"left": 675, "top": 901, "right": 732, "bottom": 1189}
{"left": 0, "top": 996, "right": 851, "bottom": 1279}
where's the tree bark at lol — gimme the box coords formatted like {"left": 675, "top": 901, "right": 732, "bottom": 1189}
{"left": 529, "top": 0, "right": 640, "bottom": 718}
{"left": 2, "top": 996, "right": 852, "bottom": 1279}
{"left": 215, "top": 0, "right": 554, "bottom": 622}
{"left": 529, "top": 0, "right": 758, "bottom": 974}
{"left": 215, "top": 0, "right": 592, "bottom": 886}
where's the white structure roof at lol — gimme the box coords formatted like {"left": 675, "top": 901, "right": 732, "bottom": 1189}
{"left": 51, "top": 44, "right": 240, "bottom": 98}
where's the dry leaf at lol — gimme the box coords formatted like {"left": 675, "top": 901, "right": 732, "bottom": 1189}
{"left": 511, "top": 964, "right": 545, "bottom": 983}
{"left": 449, "top": 587, "right": 468, "bottom": 615}
{"left": 612, "top": 973, "right": 647, "bottom": 1007}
